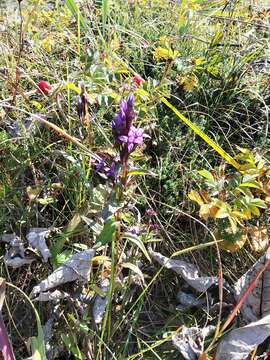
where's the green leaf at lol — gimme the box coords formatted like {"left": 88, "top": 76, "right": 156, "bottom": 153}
{"left": 94, "top": 217, "right": 116, "bottom": 249}
{"left": 121, "top": 262, "right": 145, "bottom": 282}
{"left": 128, "top": 169, "right": 149, "bottom": 176}
{"left": 198, "top": 169, "right": 214, "bottom": 182}
{"left": 37, "top": 197, "right": 55, "bottom": 205}
{"left": 135, "top": 88, "right": 150, "bottom": 100}
{"left": 239, "top": 182, "right": 261, "bottom": 189}
{"left": 250, "top": 205, "right": 260, "bottom": 216}
{"left": 250, "top": 198, "right": 267, "bottom": 209}
{"left": 31, "top": 306, "right": 46, "bottom": 360}
{"left": 65, "top": 0, "right": 87, "bottom": 30}
{"left": 31, "top": 333, "right": 45, "bottom": 360}
{"left": 6, "top": 282, "right": 46, "bottom": 360}
{"left": 210, "top": 31, "right": 223, "bottom": 46}
{"left": 123, "top": 233, "right": 151, "bottom": 262}
{"left": 61, "top": 333, "right": 83, "bottom": 360}
{"left": 81, "top": 215, "right": 102, "bottom": 234}
{"left": 102, "top": 0, "right": 110, "bottom": 34}
{"left": 90, "top": 184, "right": 109, "bottom": 213}
{"left": 90, "top": 284, "right": 106, "bottom": 297}
{"left": 215, "top": 207, "right": 229, "bottom": 219}
{"left": 62, "top": 82, "right": 81, "bottom": 94}
{"left": 53, "top": 250, "right": 73, "bottom": 266}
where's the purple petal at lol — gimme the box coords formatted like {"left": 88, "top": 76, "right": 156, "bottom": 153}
{"left": 120, "top": 100, "right": 127, "bottom": 113}
{"left": 127, "top": 93, "right": 134, "bottom": 107}
{"left": 118, "top": 135, "right": 128, "bottom": 143}
{"left": 128, "top": 143, "right": 134, "bottom": 152}
{"left": 112, "top": 94, "right": 136, "bottom": 139}
{"left": 95, "top": 159, "right": 106, "bottom": 172}
{"left": 105, "top": 162, "right": 116, "bottom": 178}
{"left": 136, "top": 128, "right": 144, "bottom": 136}
{"left": 129, "top": 126, "right": 136, "bottom": 135}
{"left": 134, "top": 137, "right": 143, "bottom": 144}
{"left": 128, "top": 134, "right": 135, "bottom": 142}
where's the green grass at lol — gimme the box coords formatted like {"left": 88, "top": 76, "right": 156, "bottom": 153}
{"left": 0, "top": 0, "right": 269, "bottom": 358}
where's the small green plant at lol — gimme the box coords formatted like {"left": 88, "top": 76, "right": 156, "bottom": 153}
{"left": 189, "top": 148, "right": 270, "bottom": 252}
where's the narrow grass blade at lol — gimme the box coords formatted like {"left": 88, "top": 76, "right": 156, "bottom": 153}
{"left": 6, "top": 282, "right": 46, "bottom": 360}
{"left": 65, "top": 0, "right": 87, "bottom": 30}
{"left": 161, "top": 97, "right": 240, "bottom": 170}
{"left": 102, "top": 0, "right": 110, "bottom": 35}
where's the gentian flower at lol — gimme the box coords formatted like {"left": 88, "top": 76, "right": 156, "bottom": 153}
{"left": 118, "top": 126, "right": 145, "bottom": 153}
{"left": 129, "top": 226, "right": 140, "bottom": 235}
{"left": 146, "top": 208, "right": 157, "bottom": 217}
{"left": 95, "top": 158, "right": 106, "bottom": 173}
{"left": 112, "top": 94, "right": 148, "bottom": 161}
{"left": 105, "top": 161, "right": 118, "bottom": 179}
{"left": 37, "top": 81, "right": 52, "bottom": 95}
{"left": 95, "top": 157, "right": 118, "bottom": 180}
{"left": 112, "top": 93, "right": 135, "bottom": 138}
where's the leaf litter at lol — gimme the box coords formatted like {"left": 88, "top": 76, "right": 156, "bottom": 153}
{"left": 172, "top": 325, "right": 215, "bottom": 360}
{"left": 216, "top": 314, "right": 270, "bottom": 360}
{"left": 1, "top": 227, "right": 52, "bottom": 268}
{"left": 31, "top": 249, "right": 95, "bottom": 298}
{"left": 93, "top": 278, "right": 110, "bottom": 324}
{"left": 176, "top": 289, "right": 205, "bottom": 310}
{"left": 150, "top": 247, "right": 270, "bottom": 359}
{"left": 1, "top": 234, "right": 35, "bottom": 268}
{"left": 149, "top": 248, "right": 224, "bottom": 358}
{"left": 149, "top": 248, "right": 218, "bottom": 293}
{"left": 26, "top": 228, "right": 52, "bottom": 262}
{"left": 216, "top": 248, "right": 270, "bottom": 359}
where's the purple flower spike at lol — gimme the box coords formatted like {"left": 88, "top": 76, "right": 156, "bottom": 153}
{"left": 112, "top": 94, "right": 148, "bottom": 165}
{"left": 150, "top": 223, "right": 160, "bottom": 231}
{"left": 112, "top": 94, "right": 135, "bottom": 138}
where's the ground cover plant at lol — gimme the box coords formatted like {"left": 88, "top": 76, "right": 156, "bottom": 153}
{"left": 0, "top": 0, "right": 269, "bottom": 359}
